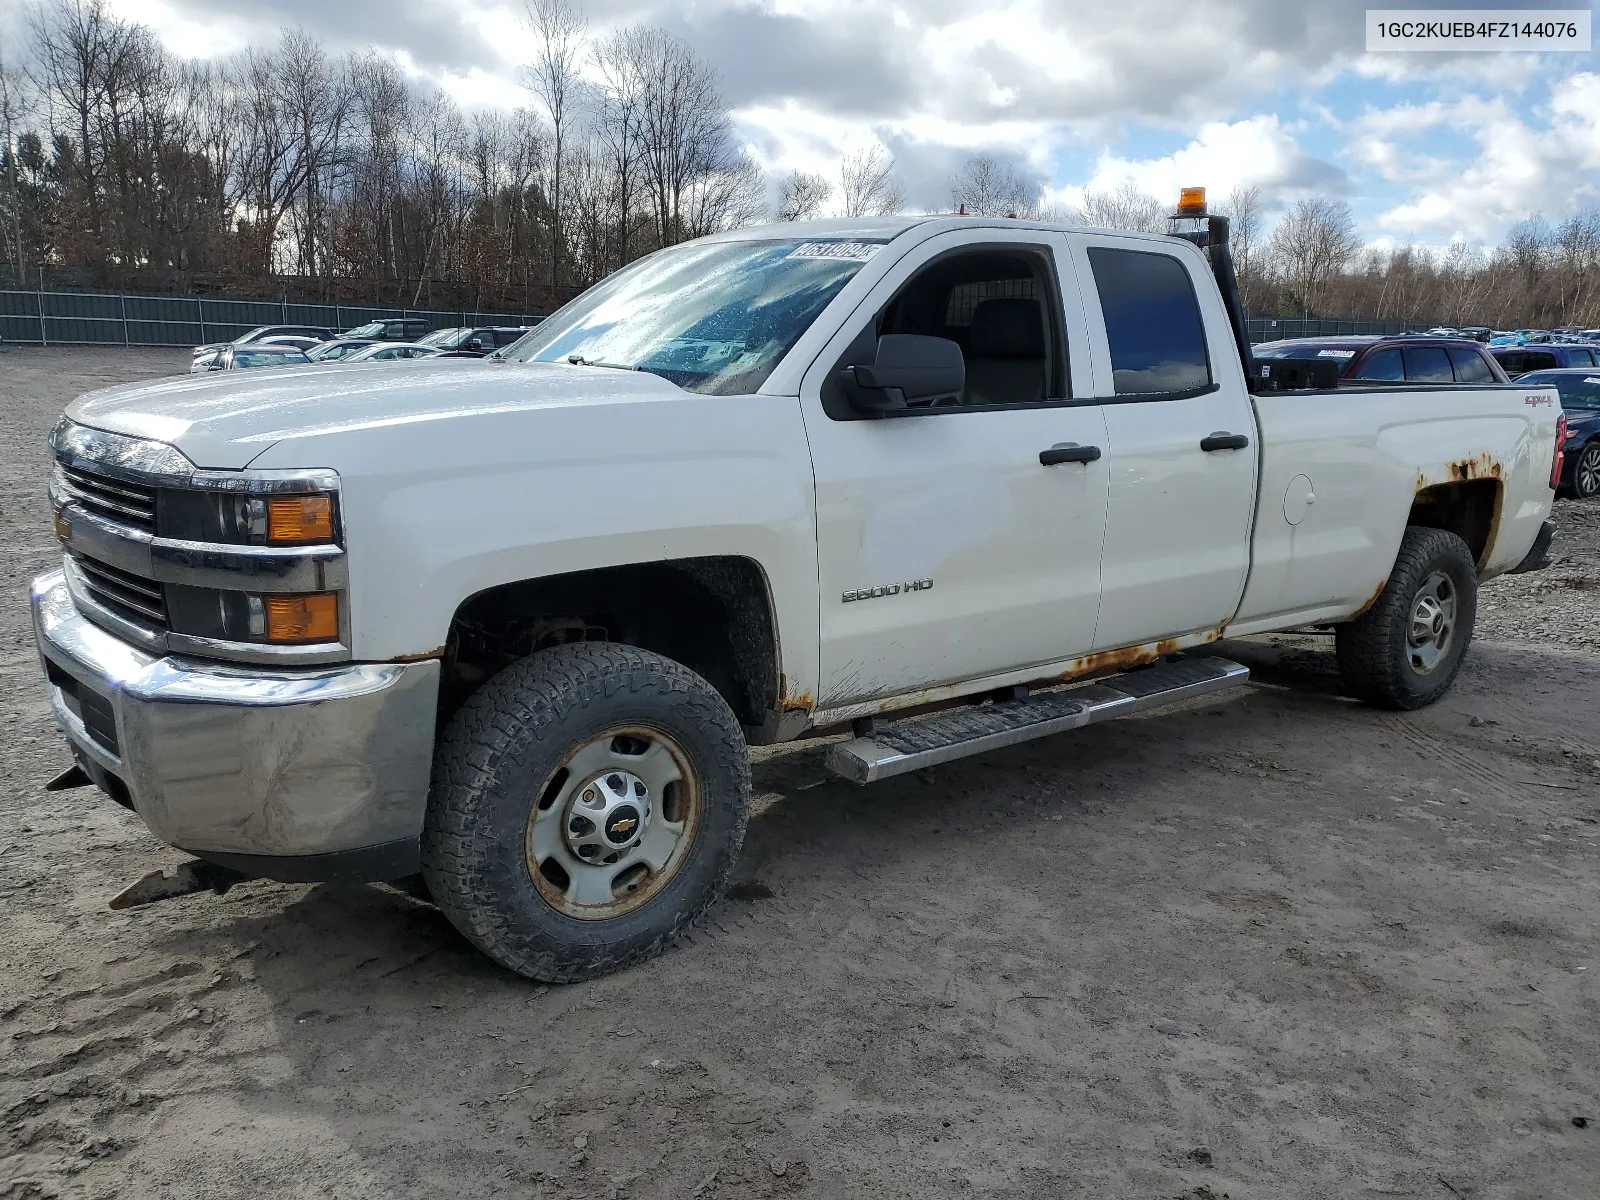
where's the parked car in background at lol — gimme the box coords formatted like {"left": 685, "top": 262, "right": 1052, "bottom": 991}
{"left": 341, "top": 342, "right": 438, "bottom": 363}
{"left": 305, "top": 338, "right": 377, "bottom": 363}
{"left": 256, "top": 335, "right": 325, "bottom": 353}
{"left": 1491, "top": 343, "right": 1600, "bottom": 377}
{"left": 1456, "top": 326, "right": 1492, "bottom": 343}
{"left": 204, "top": 345, "right": 311, "bottom": 371}
{"left": 1252, "top": 335, "right": 1508, "bottom": 385}
{"left": 1515, "top": 368, "right": 1600, "bottom": 498}
{"left": 342, "top": 318, "right": 430, "bottom": 342}
{"left": 190, "top": 324, "right": 335, "bottom": 372}
{"left": 417, "top": 326, "right": 533, "bottom": 357}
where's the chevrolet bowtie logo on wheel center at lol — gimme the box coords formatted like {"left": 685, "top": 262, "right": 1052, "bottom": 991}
{"left": 605, "top": 808, "right": 641, "bottom": 843}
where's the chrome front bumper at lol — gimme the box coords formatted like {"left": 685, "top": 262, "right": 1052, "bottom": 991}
{"left": 30, "top": 569, "right": 439, "bottom": 881}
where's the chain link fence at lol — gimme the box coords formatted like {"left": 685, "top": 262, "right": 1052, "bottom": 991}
{"left": 0, "top": 285, "right": 1442, "bottom": 351}
{"left": 0, "top": 289, "right": 546, "bottom": 348}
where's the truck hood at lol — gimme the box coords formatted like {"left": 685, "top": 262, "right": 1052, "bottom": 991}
{"left": 65, "top": 359, "right": 684, "bottom": 469}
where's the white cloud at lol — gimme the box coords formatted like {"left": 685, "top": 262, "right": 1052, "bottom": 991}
{"left": 1044, "top": 115, "right": 1344, "bottom": 211}
{"left": 1363, "top": 74, "right": 1600, "bottom": 241}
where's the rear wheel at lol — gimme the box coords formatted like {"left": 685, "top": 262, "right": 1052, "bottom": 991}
{"left": 422, "top": 642, "right": 750, "bottom": 982}
{"left": 1336, "top": 526, "right": 1478, "bottom": 710}
{"left": 1573, "top": 441, "right": 1600, "bottom": 499}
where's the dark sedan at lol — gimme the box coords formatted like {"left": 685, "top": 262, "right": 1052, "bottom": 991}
{"left": 1252, "top": 335, "right": 1509, "bottom": 386}
{"left": 1515, "top": 368, "right": 1600, "bottom": 498}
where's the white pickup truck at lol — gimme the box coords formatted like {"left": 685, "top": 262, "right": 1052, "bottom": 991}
{"left": 33, "top": 195, "right": 1565, "bottom": 981}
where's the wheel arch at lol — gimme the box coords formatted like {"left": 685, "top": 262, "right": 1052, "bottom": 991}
{"left": 439, "top": 555, "right": 789, "bottom": 742}
{"left": 1406, "top": 479, "right": 1500, "bottom": 569}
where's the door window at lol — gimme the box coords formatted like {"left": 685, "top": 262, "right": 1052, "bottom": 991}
{"left": 1403, "top": 345, "right": 1453, "bottom": 383}
{"left": 1448, "top": 346, "right": 1493, "bottom": 383}
{"left": 1526, "top": 351, "right": 1560, "bottom": 371}
{"left": 1352, "top": 347, "right": 1403, "bottom": 381}
{"left": 849, "top": 245, "right": 1067, "bottom": 408}
{"left": 1086, "top": 248, "right": 1211, "bottom": 396}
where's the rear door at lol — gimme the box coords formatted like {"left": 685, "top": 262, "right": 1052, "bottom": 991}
{"left": 1070, "top": 235, "right": 1259, "bottom": 650}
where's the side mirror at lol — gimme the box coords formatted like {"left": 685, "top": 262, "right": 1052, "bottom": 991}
{"left": 843, "top": 334, "right": 965, "bottom": 414}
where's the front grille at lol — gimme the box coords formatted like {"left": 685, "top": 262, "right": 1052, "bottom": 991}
{"left": 59, "top": 464, "right": 157, "bottom": 532}
{"left": 70, "top": 551, "right": 169, "bottom": 633}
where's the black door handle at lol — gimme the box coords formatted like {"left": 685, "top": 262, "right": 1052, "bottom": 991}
{"left": 1200, "top": 432, "right": 1250, "bottom": 452}
{"left": 1040, "top": 444, "right": 1102, "bottom": 466}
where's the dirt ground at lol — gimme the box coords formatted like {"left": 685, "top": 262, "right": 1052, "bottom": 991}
{"left": 1, "top": 347, "right": 1597, "bottom": 1200}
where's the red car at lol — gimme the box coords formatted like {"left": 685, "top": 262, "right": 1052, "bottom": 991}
{"left": 1252, "top": 335, "right": 1510, "bottom": 386}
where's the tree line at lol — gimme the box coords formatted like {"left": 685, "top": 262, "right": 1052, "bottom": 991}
{"left": 1, "top": 0, "right": 1596, "bottom": 328}
{"left": 945, "top": 157, "right": 1600, "bottom": 331}
{"left": 0, "top": 0, "right": 884, "bottom": 309}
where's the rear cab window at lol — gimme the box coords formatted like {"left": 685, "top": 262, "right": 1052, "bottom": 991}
{"left": 1085, "top": 247, "right": 1211, "bottom": 397}
{"left": 1403, "top": 344, "right": 1453, "bottom": 383}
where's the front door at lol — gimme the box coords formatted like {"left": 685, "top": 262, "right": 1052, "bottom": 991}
{"left": 1068, "top": 235, "right": 1260, "bottom": 650}
{"left": 799, "top": 230, "right": 1111, "bottom": 709}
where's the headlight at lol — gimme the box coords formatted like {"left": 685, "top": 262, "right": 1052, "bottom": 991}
{"left": 159, "top": 489, "right": 339, "bottom": 546}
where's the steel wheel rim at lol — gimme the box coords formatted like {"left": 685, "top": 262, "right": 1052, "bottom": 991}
{"left": 1578, "top": 444, "right": 1600, "bottom": 497}
{"left": 525, "top": 725, "right": 702, "bottom": 921}
{"left": 1406, "top": 570, "right": 1457, "bottom": 675}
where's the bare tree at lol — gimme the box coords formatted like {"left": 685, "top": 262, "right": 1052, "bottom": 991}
{"left": 1075, "top": 181, "right": 1164, "bottom": 233}
{"left": 1267, "top": 196, "right": 1361, "bottom": 315}
{"left": 627, "top": 27, "right": 729, "bottom": 246}
{"left": 1215, "top": 184, "right": 1263, "bottom": 311}
{"left": 838, "top": 145, "right": 904, "bottom": 217}
{"left": 774, "top": 169, "right": 830, "bottom": 221}
{"left": 0, "top": 51, "right": 34, "bottom": 281}
{"left": 948, "top": 154, "right": 1037, "bottom": 217}
{"left": 524, "top": 0, "right": 586, "bottom": 288}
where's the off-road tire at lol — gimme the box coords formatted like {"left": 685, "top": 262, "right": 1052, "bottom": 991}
{"left": 421, "top": 642, "right": 750, "bottom": 982}
{"left": 1336, "top": 525, "right": 1478, "bottom": 710}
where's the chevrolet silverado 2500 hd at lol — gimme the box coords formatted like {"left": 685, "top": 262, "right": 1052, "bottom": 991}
{"left": 33, "top": 195, "right": 1563, "bottom": 981}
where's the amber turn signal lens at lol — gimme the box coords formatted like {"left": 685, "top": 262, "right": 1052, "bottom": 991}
{"left": 1176, "top": 186, "right": 1207, "bottom": 215}
{"left": 265, "top": 593, "right": 339, "bottom": 643}
{"left": 267, "top": 494, "right": 335, "bottom": 543}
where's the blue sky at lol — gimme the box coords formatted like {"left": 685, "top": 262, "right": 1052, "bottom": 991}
{"left": 96, "top": 0, "right": 1600, "bottom": 248}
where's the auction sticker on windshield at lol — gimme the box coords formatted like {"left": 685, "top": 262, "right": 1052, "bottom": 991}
{"left": 786, "top": 242, "right": 884, "bottom": 261}
{"left": 1317, "top": 349, "right": 1356, "bottom": 358}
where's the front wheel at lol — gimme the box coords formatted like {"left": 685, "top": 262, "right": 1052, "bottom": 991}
{"left": 422, "top": 642, "right": 751, "bottom": 982}
{"left": 1336, "top": 526, "right": 1478, "bottom": 710}
{"left": 1572, "top": 441, "right": 1600, "bottom": 499}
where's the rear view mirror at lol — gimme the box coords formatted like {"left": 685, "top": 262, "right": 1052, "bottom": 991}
{"left": 844, "top": 335, "right": 965, "bottom": 414}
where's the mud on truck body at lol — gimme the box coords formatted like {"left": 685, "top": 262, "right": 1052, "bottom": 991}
{"left": 33, "top": 191, "right": 1564, "bottom": 980}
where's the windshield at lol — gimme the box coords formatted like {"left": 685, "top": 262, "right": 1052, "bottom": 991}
{"left": 233, "top": 326, "right": 274, "bottom": 345}
{"left": 345, "top": 321, "right": 388, "bottom": 338}
{"left": 506, "top": 238, "right": 883, "bottom": 394}
{"left": 1520, "top": 372, "right": 1600, "bottom": 409}
{"left": 418, "top": 327, "right": 469, "bottom": 348}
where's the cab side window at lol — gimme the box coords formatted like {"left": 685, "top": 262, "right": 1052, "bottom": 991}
{"left": 1352, "top": 348, "right": 1402, "bottom": 381}
{"left": 1086, "top": 248, "right": 1211, "bottom": 396}
{"left": 1448, "top": 346, "right": 1493, "bottom": 383}
{"left": 869, "top": 245, "right": 1067, "bottom": 407}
